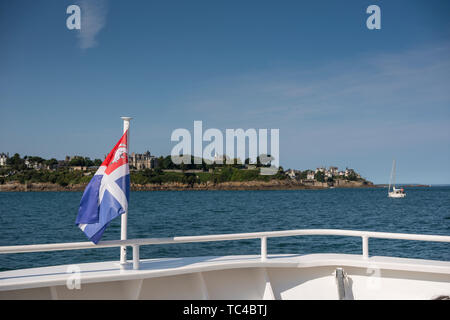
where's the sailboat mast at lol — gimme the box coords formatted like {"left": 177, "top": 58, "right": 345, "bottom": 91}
{"left": 388, "top": 160, "right": 394, "bottom": 193}
{"left": 393, "top": 159, "right": 396, "bottom": 189}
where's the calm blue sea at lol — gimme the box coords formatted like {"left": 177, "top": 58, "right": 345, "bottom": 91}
{"left": 0, "top": 187, "right": 449, "bottom": 271}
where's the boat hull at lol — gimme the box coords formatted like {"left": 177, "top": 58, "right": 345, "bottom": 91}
{"left": 388, "top": 192, "right": 406, "bottom": 198}
{"left": 1, "top": 254, "right": 449, "bottom": 300}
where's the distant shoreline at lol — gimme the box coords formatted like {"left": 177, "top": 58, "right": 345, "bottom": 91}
{"left": 0, "top": 181, "right": 436, "bottom": 192}
{"left": 375, "top": 184, "right": 433, "bottom": 188}
{"left": 0, "top": 180, "right": 380, "bottom": 192}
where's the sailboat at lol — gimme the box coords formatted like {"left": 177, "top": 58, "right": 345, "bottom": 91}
{"left": 388, "top": 160, "right": 406, "bottom": 198}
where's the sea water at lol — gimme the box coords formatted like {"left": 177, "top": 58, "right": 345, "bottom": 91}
{"left": 0, "top": 187, "right": 449, "bottom": 271}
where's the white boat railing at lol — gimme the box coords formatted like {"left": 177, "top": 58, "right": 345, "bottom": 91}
{"left": 0, "top": 229, "right": 449, "bottom": 270}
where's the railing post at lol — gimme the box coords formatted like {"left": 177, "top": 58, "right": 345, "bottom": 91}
{"left": 261, "top": 236, "right": 267, "bottom": 261}
{"left": 362, "top": 236, "right": 369, "bottom": 259}
{"left": 132, "top": 245, "right": 140, "bottom": 270}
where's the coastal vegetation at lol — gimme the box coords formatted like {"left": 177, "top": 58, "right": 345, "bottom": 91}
{"left": 130, "top": 167, "right": 286, "bottom": 186}
{"left": 0, "top": 153, "right": 371, "bottom": 190}
{"left": 0, "top": 153, "right": 286, "bottom": 187}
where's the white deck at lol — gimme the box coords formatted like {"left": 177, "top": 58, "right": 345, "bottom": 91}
{"left": 1, "top": 253, "right": 449, "bottom": 299}
{"left": 1, "top": 229, "right": 449, "bottom": 299}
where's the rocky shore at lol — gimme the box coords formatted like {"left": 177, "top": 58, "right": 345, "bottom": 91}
{"left": 0, "top": 179, "right": 374, "bottom": 192}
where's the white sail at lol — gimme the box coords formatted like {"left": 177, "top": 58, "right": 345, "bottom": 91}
{"left": 388, "top": 159, "right": 406, "bottom": 198}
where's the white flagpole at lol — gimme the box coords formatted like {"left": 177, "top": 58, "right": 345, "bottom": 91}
{"left": 120, "top": 116, "right": 132, "bottom": 265}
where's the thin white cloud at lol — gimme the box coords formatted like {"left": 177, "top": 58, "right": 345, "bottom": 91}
{"left": 76, "top": 0, "right": 108, "bottom": 49}
{"left": 181, "top": 43, "right": 450, "bottom": 126}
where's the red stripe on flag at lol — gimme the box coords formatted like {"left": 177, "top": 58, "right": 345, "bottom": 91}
{"left": 101, "top": 130, "right": 129, "bottom": 175}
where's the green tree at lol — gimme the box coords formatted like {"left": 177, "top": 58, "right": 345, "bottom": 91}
{"left": 299, "top": 171, "right": 308, "bottom": 179}
{"left": 182, "top": 173, "right": 197, "bottom": 187}
{"left": 346, "top": 172, "right": 358, "bottom": 181}
{"left": 44, "top": 158, "right": 58, "bottom": 168}
{"left": 69, "top": 156, "right": 85, "bottom": 166}
{"left": 314, "top": 171, "right": 325, "bottom": 182}
{"left": 7, "top": 153, "right": 25, "bottom": 170}
{"left": 27, "top": 156, "right": 44, "bottom": 164}
{"left": 84, "top": 157, "right": 94, "bottom": 167}
{"left": 161, "top": 156, "right": 175, "bottom": 169}
{"left": 56, "top": 175, "right": 69, "bottom": 187}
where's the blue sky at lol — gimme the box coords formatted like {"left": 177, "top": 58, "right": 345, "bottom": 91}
{"left": 0, "top": 0, "right": 449, "bottom": 184}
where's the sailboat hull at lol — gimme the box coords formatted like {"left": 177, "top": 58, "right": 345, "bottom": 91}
{"left": 388, "top": 192, "right": 406, "bottom": 198}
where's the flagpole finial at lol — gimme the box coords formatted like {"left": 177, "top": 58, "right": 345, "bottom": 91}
{"left": 121, "top": 117, "right": 132, "bottom": 136}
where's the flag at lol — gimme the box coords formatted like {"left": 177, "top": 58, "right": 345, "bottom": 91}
{"left": 75, "top": 131, "right": 130, "bottom": 244}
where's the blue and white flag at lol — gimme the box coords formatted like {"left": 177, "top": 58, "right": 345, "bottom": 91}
{"left": 75, "top": 131, "right": 130, "bottom": 244}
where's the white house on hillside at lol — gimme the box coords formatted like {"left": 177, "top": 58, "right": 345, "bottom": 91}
{"left": 0, "top": 153, "right": 8, "bottom": 166}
